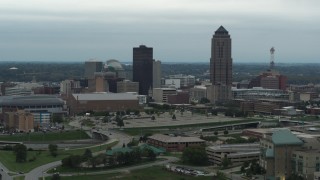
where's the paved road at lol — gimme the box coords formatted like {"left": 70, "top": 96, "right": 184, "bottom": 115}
{"left": 23, "top": 129, "right": 131, "bottom": 180}
{"left": 0, "top": 161, "right": 12, "bottom": 180}
{"left": 59, "top": 156, "right": 179, "bottom": 177}
{"left": 25, "top": 161, "right": 61, "bottom": 180}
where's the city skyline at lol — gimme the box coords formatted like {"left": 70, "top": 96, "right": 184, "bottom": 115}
{"left": 0, "top": 0, "right": 320, "bottom": 63}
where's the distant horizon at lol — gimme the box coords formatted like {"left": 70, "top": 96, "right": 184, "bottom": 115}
{"left": 1, "top": 1, "right": 320, "bottom": 63}
{"left": 0, "top": 60, "right": 320, "bottom": 65}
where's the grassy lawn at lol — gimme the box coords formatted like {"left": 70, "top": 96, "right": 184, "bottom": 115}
{"left": 0, "top": 141, "right": 118, "bottom": 173}
{"left": 0, "top": 150, "right": 66, "bottom": 173}
{"left": 122, "top": 119, "right": 260, "bottom": 135}
{"left": 163, "top": 152, "right": 182, "bottom": 159}
{"left": 13, "top": 176, "right": 25, "bottom": 180}
{"left": 0, "top": 130, "right": 90, "bottom": 142}
{"left": 48, "top": 158, "right": 158, "bottom": 174}
{"left": 293, "top": 115, "right": 320, "bottom": 122}
{"left": 45, "top": 166, "right": 213, "bottom": 180}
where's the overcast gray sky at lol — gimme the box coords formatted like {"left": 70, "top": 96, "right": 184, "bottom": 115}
{"left": 0, "top": 0, "right": 319, "bottom": 63}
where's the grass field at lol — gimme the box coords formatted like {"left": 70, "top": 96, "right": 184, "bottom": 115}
{"left": 0, "top": 130, "right": 90, "bottom": 142}
{"left": 48, "top": 158, "right": 158, "bottom": 174}
{"left": 0, "top": 141, "right": 118, "bottom": 173}
{"left": 44, "top": 166, "right": 213, "bottom": 180}
{"left": 122, "top": 119, "right": 260, "bottom": 135}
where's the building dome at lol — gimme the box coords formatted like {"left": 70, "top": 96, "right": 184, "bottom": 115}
{"left": 105, "top": 59, "right": 124, "bottom": 71}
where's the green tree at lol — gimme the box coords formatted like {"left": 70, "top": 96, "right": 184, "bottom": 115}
{"left": 108, "top": 156, "right": 115, "bottom": 166}
{"left": 214, "top": 131, "right": 219, "bottom": 136}
{"left": 134, "top": 110, "right": 140, "bottom": 116}
{"left": 52, "top": 114, "right": 63, "bottom": 124}
{"left": 51, "top": 173, "right": 61, "bottom": 180}
{"left": 223, "top": 130, "right": 229, "bottom": 135}
{"left": 151, "top": 115, "right": 156, "bottom": 121}
{"left": 145, "top": 148, "right": 156, "bottom": 161}
{"left": 172, "top": 114, "right": 176, "bottom": 120}
{"left": 48, "top": 144, "right": 58, "bottom": 157}
{"left": 215, "top": 171, "right": 228, "bottom": 180}
{"left": 13, "top": 144, "right": 27, "bottom": 162}
{"left": 61, "top": 155, "right": 82, "bottom": 168}
{"left": 82, "top": 149, "right": 93, "bottom": 161}
{"left": 117, "top": 119, "right": 124, "bottom": 128}
{"left": 221, "top": 157, "right": 232, "bottom": 168}
{"left": 116, "top": 152, "right": 125, "bottom": 165}
{"left": 182, "top": 146, "right": 208, "bottom": 166}
{"left": 199, "top": 97, "right": 210, "bottom": 104}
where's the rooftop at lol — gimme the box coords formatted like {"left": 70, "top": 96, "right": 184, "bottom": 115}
{"left": 72, "top": 93, "right": 138, "bottom": 101}
{"left": 271, "top": 129, "right": 303, "bottom": 146}
{"left": 148, "top": 134, "right": 204, "bottom": 143}
{"left": 215, "top": 26, "right": 229, "bottom": 35}
{"left": 0, "top": 95, "right": 64, "bottom": 106}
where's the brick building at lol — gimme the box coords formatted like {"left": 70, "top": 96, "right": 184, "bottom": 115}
{"left": 67, "top": 93, "right": 139, "bottom": 115}
{"left": 147, "top": 134, "right": 205, "bottom": 152}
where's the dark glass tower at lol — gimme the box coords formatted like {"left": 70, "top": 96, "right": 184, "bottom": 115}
{"left": 133, "top": 45, "right": 153, "bottom": 95}
{"left": 210, "top": 26, "right": 232, "bottom": 86}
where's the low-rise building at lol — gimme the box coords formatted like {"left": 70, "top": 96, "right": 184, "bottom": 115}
{"left": 152, "top": 88, "right": 177, "bottom": 103}
{"left": 117, "top": 80, "right": 139, "bottom": 93}
{"left": 67, "top": 93, "right": 139, "bottom": 115}
{"left": 189, "top": 86, "right": 207, "bottom": 102}
{"left": 147, "top": 134, "right": 205, "bottom": 152}
{"left": 206, "top": 143, "right": 260, "bottom": 166}
{"left": 14, "top": 110, "right": 34, "bottom": 132}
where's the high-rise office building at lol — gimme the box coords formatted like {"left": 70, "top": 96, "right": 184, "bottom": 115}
{"left": 208, "top": 26, "right": 233, "bottom": 102}
{"left": 133, "top": 45, "right": 153, "bottom": 95}
{"left": 153, "top": 60, "right": 161, "bottom": 89}
{"left": 84, "top": 60, "right": 103, "bottom": 79}
{"left": 210, "top": 26, "right": 232, "bottom": 85}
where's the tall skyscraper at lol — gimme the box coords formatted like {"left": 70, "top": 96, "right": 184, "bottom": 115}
{"left": 133, "top": 45, "right": 153, "bottom": 95}
{"left": 153, "top": 60, "right": 161, "bottom": 89}
{"left": 208, "top": 26, "right": 233, "bottom": 102}
{"left": 210, "top": 26, "right": 232, "bottom": 85}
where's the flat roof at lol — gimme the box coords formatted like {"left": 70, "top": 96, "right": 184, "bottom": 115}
{"left": 148, "top": 134, "right": 204, "bottom": 143}
{"left": 0, "top": 95, "right": 64, "bottom": 106}
{"left": 272, "top": 129, "right": 303, "bottom": 146}
{"left": 72, "top": 93, "right": 138, "bottom": 101}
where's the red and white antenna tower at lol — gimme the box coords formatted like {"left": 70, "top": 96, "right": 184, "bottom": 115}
{"left": 270, "top": 47, "right": 275, "bottom": 70}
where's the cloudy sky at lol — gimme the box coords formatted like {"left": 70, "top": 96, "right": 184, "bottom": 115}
{"left": 0, "top": 0, "right": 319, "bottom": 63}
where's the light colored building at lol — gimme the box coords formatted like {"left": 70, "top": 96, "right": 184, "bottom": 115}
{"left": 147, "top": 134, "right": 205, "bottom": 152}
{"left": 153, "top": 60, "right": 161, "bottom": 88}
{"left": 105, "top": 59, "right": 126, "bottom": 79}
{"left": 232, "top": 87, "right": 289, "bottom": 101}
{"left": 206, "top": 143, "right": 260, "bottom": 166}
{"left": 84, "top": 60, "right": 103, "bottom": 79}
{"left": 260, "top": 129, "right": 304, "bottom": 180}
{"left": 152, "top": 88, "right": 177, "bottom": 103}
{"left": 189, "top": 86, "right": 207, "bottom": 102}
{"left": 14, "top": 110, "right": 34, "bottom": 132}
{"left": 164, "top": 79, "right": 181, "bottom": 89}
{"left": 168, "top": 74, "right": 195, "bottom": 87}
{"left": 117, "top": 80, "right": 139, "bottom": 93}
{"left": 5, "top": 82, "right": 44, "bottom": 96}
{"left": 94, "top": 72, "right": 109, "bottom": 92}
{"left": 291, "top": 149, "right": 320, "bottom": 180}
{"left": 60, "top": 80, "right": 81, "bottom": 95}
{"left": 207, "top": 84, "right": 231, "bottom": 103}
{"left": 33, "top": 112, "right": 51, "bottom": 127}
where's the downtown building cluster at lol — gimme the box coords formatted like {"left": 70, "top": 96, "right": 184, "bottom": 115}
{"left": 1, "top": 26, "right": 320, "bottom": 180}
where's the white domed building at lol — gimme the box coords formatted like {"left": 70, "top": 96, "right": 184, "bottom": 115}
{"left": 104, "top": 59, "right": 126, "bottom": 79}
